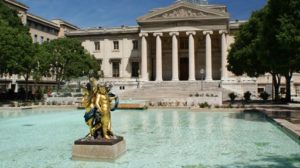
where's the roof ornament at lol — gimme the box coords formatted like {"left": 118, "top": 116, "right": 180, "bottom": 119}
{"left": 176, "top": 0, "right": 208, "bottom": 5}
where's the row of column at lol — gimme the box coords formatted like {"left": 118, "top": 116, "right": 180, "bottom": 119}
{"left": 140, "top": 30, "right": 228, "bottom": 82}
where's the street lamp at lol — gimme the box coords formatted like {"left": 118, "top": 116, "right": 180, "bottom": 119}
{"left": 200, "top": 68, "right": 205, "bottom": 91}
{"left": 136, "top": 70, "right": 140, "bottom": 88}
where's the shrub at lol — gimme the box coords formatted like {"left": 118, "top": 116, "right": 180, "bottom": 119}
{"left": 35, "top": 88, "right": 44, "bottom": 100}
{"left": 189, "top": 94, "right": 193, "bottom": 97}
{"left": 199, "top": 102, "right": 211, "bottom": 108}
{"left": 195, "top": 93, "right": 200, "bottom": 97}
{"left": 260, "top": 91, "right": 270, "bottom": 101}
{"left": 244, "top": 91, "right": 252, "bottom": 102}
{"left": 228, "top": 92, "right": 237, "bottom": 102}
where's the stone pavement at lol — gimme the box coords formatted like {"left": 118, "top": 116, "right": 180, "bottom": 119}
{"left": 119, "top": 81, "right": 231, "bottom": 101}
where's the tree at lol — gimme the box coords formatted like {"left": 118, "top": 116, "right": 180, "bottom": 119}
{"left": 227, "top": 8, "right": 282, "bottom": 101}
{"left": 42, "top": 38, "right": 100, "bottom": 91}
{"left": 227, "top": 10, "right": 268, "bottom": 77}
{"left": 0, "top": 0, "right": 35, "bottom": 99}
{"left": 261, "top": 0, "right": 300, "bottom": 102}
{"left": 0, "top": 0, "right": 32, "bottom": 74}
{"left": 227, "top": 3, "right": 300, "bottom": 102}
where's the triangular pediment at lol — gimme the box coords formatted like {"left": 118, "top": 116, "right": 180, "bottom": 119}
{"left": 137, "top": 2, "right": 229, "bottom": 24}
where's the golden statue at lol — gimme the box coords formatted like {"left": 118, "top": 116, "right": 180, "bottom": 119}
{"left": 81, "top": 78, "right": 119, "bottom": 139}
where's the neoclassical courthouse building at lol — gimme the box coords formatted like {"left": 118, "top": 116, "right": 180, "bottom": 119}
{"left": 68, "top": 0, "right": 233, "bottom": 82}
{"left": 1, "top": 0, "right": 300, "bottom": 97}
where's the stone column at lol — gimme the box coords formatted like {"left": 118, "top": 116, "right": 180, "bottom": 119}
{"left": 219, "top": 30, "right": 228, "bottom": 80}
{"left": 139, "top": 33, "right": 148, "bottom": 81}
{"left": 169, "top": 32, "right": 179, "bottom": 81}
{"left": 153, "top": 33, "right": 163, "bottom": 82}
{"left": 186, "top": 31, "right": 196, "bottom": 81}
{"left": 203, "top": 31, "right": 213, "bottom": 81}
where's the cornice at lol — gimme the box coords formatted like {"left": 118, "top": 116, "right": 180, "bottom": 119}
{"left": 4, "top": 0, "right": 29, "bottom": 11}
{"left": 27, "top": 13, "right": 60, "bottom": 30}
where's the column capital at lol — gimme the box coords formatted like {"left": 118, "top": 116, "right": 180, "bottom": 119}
{"left": 139, "top": 33, "right": 148, "bottom": 37}
{"left": 153, "top": 32, "right": 163, "bottom": 37}
{"left": 203, "top": 30, "right": 213, "bottom": 35}
{"left": 169, "top": 32, "right": 179, "bottom": 36}
{"left": 186, "top": 31, "right": 196, "bottom": 36}
{"left": 219, "top": 30, "right": 228, "bottom": 34}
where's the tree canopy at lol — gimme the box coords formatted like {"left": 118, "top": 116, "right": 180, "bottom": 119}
{"left": 41, "top": 38, "right": 100, "bottom": 91}
{"left": 227, "top": 9, "right": 267, "bottom": 77}
{"left": 227, "top": 0, "right": 300, "bottom": 102}
{"left": 0, "top": 0, "right": 33, "bottom": 75}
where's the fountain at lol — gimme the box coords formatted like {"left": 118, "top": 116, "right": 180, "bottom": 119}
{"left": 72, "top": 78, "right": 125, "bottom": 160}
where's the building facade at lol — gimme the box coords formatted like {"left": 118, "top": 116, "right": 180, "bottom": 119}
{"left": 1, "top": 0, "right": 300, "bottom": 97}
{"left": 67, "top": 0, "right": 300, "bottom": 97}
{"left": 68, "top": 1, "right": 234, "bottom": 81}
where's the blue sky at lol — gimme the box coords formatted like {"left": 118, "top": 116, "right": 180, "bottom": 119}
{"left": 18, "top": 0, "right": 267, "bottom": 28}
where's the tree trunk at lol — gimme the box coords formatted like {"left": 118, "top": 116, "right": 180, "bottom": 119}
{"left": 285, "top": 73, "right": 292, "bottom": 102}
{"left": 24, "top": 75, "right": 29, "bottom": 100}
{"left": 57, "top": 82, "right": 61, "bottom": 92}
{"left": 272, "top": 73, "right": 281, "bottom": 102}
{"left": 55, "top": 73, "right": 61, "bottom": 92}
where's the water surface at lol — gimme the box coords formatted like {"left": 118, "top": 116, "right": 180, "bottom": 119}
{"left": 0, "top": 108, "right": 299, "bottom": 168}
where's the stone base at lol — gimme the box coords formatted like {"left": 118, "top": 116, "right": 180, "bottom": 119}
{"left": 72, "top": 136, "right": 126, "bottom": 160}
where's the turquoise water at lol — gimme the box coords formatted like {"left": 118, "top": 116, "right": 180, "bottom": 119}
{"left": 0, "top": 108, "right": 300, "bottom": 168}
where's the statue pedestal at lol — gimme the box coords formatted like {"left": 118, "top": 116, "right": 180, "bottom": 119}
{"left": 72, "top": 136, "right": 126, "bottom": 160}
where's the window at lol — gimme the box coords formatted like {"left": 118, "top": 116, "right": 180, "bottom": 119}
{"left": 112, "top": 62, "right": 120, "bottom": 77}
{"left": 280, "top": 88, "right": 286, "bottom": 94}
{"left": 94, "top": 41, "right": 100, "bottom": 51}
{"left": 34, "top": 34, "right": 38, "bottom": 43}
{"left": 40, "top": 36, "right": 44, "bottom": 44}
{"left": 258, "top": 88, "right": 265, "bottom": 94}
{"left": 133, "top": 40, "right": 138, "bottom": 50}
{"left": 180, "top": 37, "right": 189, "bottom": 49}
{"left": 113, "top": 41, "right": 119, "bottom": 50}
{"left": 27, "top": 20, "right": 31, "bottom": 27}
{"left": 131, "top": 62, "right": 140, "bottom": 77}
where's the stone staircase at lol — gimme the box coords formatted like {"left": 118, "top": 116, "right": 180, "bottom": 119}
{"left": 118, "top": 81, "right": 231, "bottom": 101}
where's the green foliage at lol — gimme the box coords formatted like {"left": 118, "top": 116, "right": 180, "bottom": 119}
{"left": 228, "top": 0, "right": 300, "bottom": 102}
{"left": 35, "top": 88, "right": 44, "bottom": 100}
{"left": 199, "top": 102, "right": 211, "bottom": 108}
{"left": 228, "top": 92, "right": 237, "bottom": 102}
{"left": 41, "top": 38, "right": 100, "bottom": 91}
{"left": 0, "top": 14, "right": 33, "bottom": 75}
{"left": 259, "top": 91, "right": 270, "bottom": 101}
{"left": 243, "top": 91, "right": 252, "bottom": 102}
{"left": 0, "top": 0, "right": 35, "bottom": 99}
{"left": 263, "top": 0, "right": 300, "bottom": 102}
{"left": 0, "top": 0, "right": 27, "bottom": 30}
{"left": 227, "top": 9, "right": 268, "bottom": 77}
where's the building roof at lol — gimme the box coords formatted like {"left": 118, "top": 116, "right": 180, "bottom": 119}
{"left": 27, "top": 13, "right": 60, "bottom": 30}
{"left": 66, "top": 26, "right": 140, "bottom": 37}
{"left": 4, "top": 0, "right": 28, "bottom": 10}
{"left": 51, "top": 19, "right": 80, "bottom": 30}
{"left": 229, "top": 20, "right": 247, "bottom": 30}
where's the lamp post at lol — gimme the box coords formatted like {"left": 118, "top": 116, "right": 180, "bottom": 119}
{"left": 136, "top": 70, "right": 140, "bottom": 88}
{"left": 200, "top": 68, "right": 205, "bottom": 91}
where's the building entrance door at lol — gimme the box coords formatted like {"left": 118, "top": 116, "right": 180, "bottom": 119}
{"left": 180, "top": 57, "right": 189, "bottom": 81}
